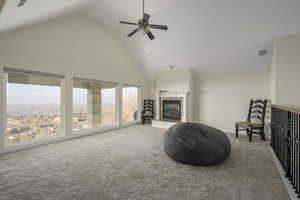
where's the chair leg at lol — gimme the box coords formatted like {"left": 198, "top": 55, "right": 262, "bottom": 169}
{"left": 249, "top": 128, "right": 253, "bottom": 142}
{"left": 235, "top": 125, "right": 239, "bottom": 138}
{"left": 260, "top": 131, "right": 266, "bottom": 141}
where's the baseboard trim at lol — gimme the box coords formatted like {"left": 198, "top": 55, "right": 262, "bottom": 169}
{"left": 269, "top": 146, "right": 297, "bottom": 200}
{"left": 152, "top": 120, "right": 178, "bottom": 129}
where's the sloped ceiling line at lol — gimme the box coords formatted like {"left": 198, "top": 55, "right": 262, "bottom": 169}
{"left": 2, "top": 0, "right": 300, "bottom": 80}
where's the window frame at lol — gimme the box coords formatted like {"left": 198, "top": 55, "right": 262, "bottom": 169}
{"left": 0, "top": 67, "right": 142, "bottom": 152}
{"left": 121, "top": 84, "right": 141, "bottom": 124}
{"left": 2, "top": 67, "right": 66, "bottom": 147}
{"left": 72, "top": 77, "right": 119, "bottom": 134}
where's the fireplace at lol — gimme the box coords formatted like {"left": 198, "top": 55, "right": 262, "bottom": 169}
{"left": 160, "top": 97, "right": 182, "bottom": 121}
{"left": 153, "top": 92, "right": 189, "bottom": 128}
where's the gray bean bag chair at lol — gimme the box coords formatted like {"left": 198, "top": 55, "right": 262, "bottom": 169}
{"left": 163, "top": 122, "right": 231, "bottom": 166}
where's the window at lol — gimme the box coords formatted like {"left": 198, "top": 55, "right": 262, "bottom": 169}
{"left": 5, "top": 70, "right": 63, "bottom": 145}
{"left": 73, "top": 78, "right": 117, "bottom": 131}
{"left": 122, "top": 86, "right": 139, "bottom": 123}
{"left": 1, "top": 67, "right": 141, "bottom": 148}
{"left": 101, "top": 87, "right": 116, "bottom": 125}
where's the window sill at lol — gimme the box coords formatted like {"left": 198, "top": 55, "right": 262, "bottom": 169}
{"left": 5, "top": 133, "right": 65, "bottom": 148}
{"left": 0, "top": 121, "right": 140, "bottom": 154}
{"left": 72, "top": 124, "right": 119, "bottom": 135}
{"left": 121, "top": 120, "right": 140, "bottom": 126}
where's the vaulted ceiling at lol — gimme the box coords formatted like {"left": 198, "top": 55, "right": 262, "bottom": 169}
{"left": 0, "top": 0, "right": 93, "bottom": 33}
{"left": 2, "top": 0, "right": 300, "bottom": 79}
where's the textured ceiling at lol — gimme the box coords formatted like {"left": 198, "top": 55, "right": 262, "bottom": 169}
{"left": 2, "top": 0, "right": 300, "bottom": 79}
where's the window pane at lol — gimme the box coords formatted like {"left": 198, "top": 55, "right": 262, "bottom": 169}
{"left": 6, "top": 72, "right": 62, "bottom": 145}
{"left": 122, "top": 86, "right": 139, "bottom": 122}
{"left": 73, "top": 79, "right": 116, "bottom": 131}
{"left": 73, "top": 86, "right": 88, "bottom": 130}
{"left": 101, "top": 88, "right": 115, "bottom": 125}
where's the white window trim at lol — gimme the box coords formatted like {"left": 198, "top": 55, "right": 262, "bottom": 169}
{"left": 60, "top": 77, "right": 67, "bottom": 137}
{"left": 121, "top": 85, "right": 141, "bottom": 124}
{"left": 0, "top": 67, "right": 142, "bottom": 154}
{"left": 0, "top": 120, "right": 140, "bottom": 154}
{"left": 3, "top": 68, "right": 66, "bottom": 147}
{"left": 64, "top": 75, "right": 73, "bottom": 137}
{"left": 72, "top": 77, "right": 119, "bottom": 133}
{"left": 2, "top": 70, "right": 7, "bottom": 147}
{"left": 0, "top": 67, "right": 6, "bottom": 148}
{"left": 116, "top": 84, "right": 122, "bottom": 126}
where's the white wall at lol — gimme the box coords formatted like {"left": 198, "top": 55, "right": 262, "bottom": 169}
{"left": 195, "top": 71, "right": 270, "bottom": 132}
{"left": 148, "top": 80, "right": 157, "bottom": 100}
{"left": 0, "top": 13, "right": 147, "bottom": 91}
{"left": 155, "top": 68, "right": 195, "bottom": 121}
{"left": 271, "top": 34, "right": 300, "bottom": 105}
{"left": 0, "top": 13, "right": 147, "bottom": 152}
{"left": 156, "top": 68, "right": 192, "bottom": 92}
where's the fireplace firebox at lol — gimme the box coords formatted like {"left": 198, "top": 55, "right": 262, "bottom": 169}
{"left": 162, "top": 100, "right": 182, "bottom": 121}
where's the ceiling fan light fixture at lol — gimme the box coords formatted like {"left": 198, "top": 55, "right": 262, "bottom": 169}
{"left": 144, "top": 28, "right": 155, "bottom": 40}
{"left": 258, "top": 49, "right": 267, "bottom": 56}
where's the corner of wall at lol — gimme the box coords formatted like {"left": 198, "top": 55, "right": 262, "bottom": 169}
{"left": 270, "top": 40, "right": 277, "bottom": 104}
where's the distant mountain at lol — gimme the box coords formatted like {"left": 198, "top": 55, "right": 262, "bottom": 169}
{"left": 7, "top": 104, "right": 61, "bottom": 116}
{"left": 7, "top": 103, "right": 113, "bottom": 116}
{"left": 7, "top": 103, "right": 87, "bottom": 116}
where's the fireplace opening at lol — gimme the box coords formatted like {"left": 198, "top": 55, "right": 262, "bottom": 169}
{"left": 162, "top": 100, "right": 181, "bottom": 121}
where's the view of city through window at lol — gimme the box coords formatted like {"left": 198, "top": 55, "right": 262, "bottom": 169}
{"left": 72, "top": 79, "right": 117, "bottom": 131}
{"left": 122, "top": 86, "right": 139, "bottom": 122}
{"left": 6, "top": 72, "right": 62, "bottom": 145}
{"left": 6, "top": 73, "right": 139, "bottom": 145}
{"left": 101, "top": 88, "right": 116, "bottom": 125}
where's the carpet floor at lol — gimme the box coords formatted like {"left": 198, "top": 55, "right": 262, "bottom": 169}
{"left": 0, "top": 125, "right": 288, "bottom": 200}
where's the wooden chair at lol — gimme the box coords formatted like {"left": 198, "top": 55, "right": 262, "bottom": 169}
{"left": 235, "top": 99, "right": 268, "bottom": 142}
{"left": 141, "top": 99, "right": 154, "bottom": 124}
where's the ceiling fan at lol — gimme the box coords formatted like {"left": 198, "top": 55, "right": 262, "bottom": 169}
{"left": 0, "top": 0, "right": 27, "bottom": 13}
{"left": 120, "top": 0, "right": 168, "bottom": 40}
{"left": 18, "top": 0, "right": 27, "bottom": 7}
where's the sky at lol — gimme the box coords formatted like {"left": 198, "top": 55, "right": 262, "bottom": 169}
{"left": 7, "top": 84, "right": 61, "bottom": 104}
{"left": 7, "top": 83, "right": 137, "bottom": 105}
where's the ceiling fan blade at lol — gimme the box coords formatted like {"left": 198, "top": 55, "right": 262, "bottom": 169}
{"left": 149, "top": 24, "right": 168, "bottom": 31}
{"left": 143, "top": 13, "right": 150, "bottom": 22}
{"left": 0, "top": 0, "right": 6, "bottom": 13}
{"left": 120, "top": 21, "right": 138, "bottom": 25}
{"left": 144, "top": 28, "right": 155, "bottom": 40}
{"left": 119, "top": 0, "right": 165, "bottom": 40}
{"left": 128, "top": 26, "right": 142, "bottom": 37}
{"left": 18, "top": 0, "right": 27, "bottom": 7}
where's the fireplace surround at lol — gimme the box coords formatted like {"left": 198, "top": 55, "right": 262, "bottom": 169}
{"left": 156, "top": 91, "right": 189, "bottom": 122}
{"left": 160, "top": 97, "right": 182, "bottom": 121}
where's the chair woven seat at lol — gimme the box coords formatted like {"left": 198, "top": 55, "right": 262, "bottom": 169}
{"left": 235, "top": 99, "right": 268, "bottom": 142}
{"left": 143, "top": 111, "right": 154, "bottom": 117}
{"left": 236, "top": 122, "right": 262, "bottom": 128}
